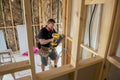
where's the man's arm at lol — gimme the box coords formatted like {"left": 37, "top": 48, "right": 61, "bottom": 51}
{"left": 39, "top": 38, "right": 54, "bottom": 45}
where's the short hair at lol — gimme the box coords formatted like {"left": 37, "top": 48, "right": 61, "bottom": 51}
{"left": 47, "top": 19, "right": 55, "bottom": 24}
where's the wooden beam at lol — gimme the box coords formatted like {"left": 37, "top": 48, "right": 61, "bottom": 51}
{"left": 98, "top": 0, "right": 117, "bottom": 58}
{"left": 23, "top": 0, "right": 36, "bottom": 80}
{"left": 107, "top": 56, "right": 120, "bottom": 68}
{"left": 62, "top": 0, "right": 67, "bottom": 65}
{"left": 107, "top": 0, "right": 120, "bottom": 56}
{"left": 0, "top": 60, "right": 30, "bottom": 76}
{"left": 0, "top": 26, "right": 16, "bottom": 29}
{"left": 80, "top": 44, "right": 98, "bottom": 56}
{"left": 98, "top": 0, "right": 118, "bottom": 80}
{"left": 85, "top": 0, "right": 105, "bottom": 5}
{"left": 36, "top": 64, "right": 75, "bottom": 80}
{"left": 66, "top": 0, "right": 72, "bottom": 36}
{"left": 77, "top": 0, "right": 87, "bottom": 61}
{"left": 38, "top": 0, "right": 42, "bottom": 28}
{"left": 71, "top": 0, "right": 87, "bottom": 67}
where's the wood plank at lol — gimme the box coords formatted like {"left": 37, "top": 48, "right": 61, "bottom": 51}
{"left": 36, "top": 64, "right": 75, "bottom": 80}
{"left": 23, "top": 0, "right": 36, "bottom": 80}
{"left": 85, "top": 0, "right": 105, "bottom": 5}
{"left": 107, "top": 0, "right": 120, "bottom": 56}
{"left": 71, "top": 0, "right": 87, "bottom": 67}
{"left": 66, "top": 0, "right": 72, "bottom": 36}
{"left": 98, "top": 0, "right": 117, "bottom": 58}
{"left": 62, "top": 0, "right": 67, "bottom": 65}
{"left": 0, "top": 60, "right": 30, "bottom": 76}
{"left": 80, "top": 44, "right": 98, "bottom": 56}
{"left": 107, "top": 56, "right": 120, "bottom": 68}
{"left": 77, "top": 0, "right": 87, "bottom": 61}
{"left": 0, "top": 26, "right": 16, "bottom": 29}
{"left": 98, "top": 0, "right": 117, "bottom": 79}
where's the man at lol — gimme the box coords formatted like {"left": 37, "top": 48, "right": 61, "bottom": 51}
{"left": 38, "top": 19, "right": 58, "bottom": 71}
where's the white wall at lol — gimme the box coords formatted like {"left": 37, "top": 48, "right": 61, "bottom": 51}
{"left": 0, "top": 30, "right": 7, "bottom": 51}
{"left": 16, "top": 25, "right": 28, "bottom": 54}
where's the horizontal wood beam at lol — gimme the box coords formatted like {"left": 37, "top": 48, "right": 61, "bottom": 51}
{"left": 85, "top": 0, "right": 105, "bottom": 5}
{"left": 80, "top": 44, "right": 98, "bottom": 55}
{"left": 107, "top": 56, "right": 120, "bottom": 68}
{"left": 0, "top": 26, "right": 16, "bottom": 29}
{"left": 0, "top": 60, "right": 30, "bottom": 76}
{"left": 78, "top": 56, "right": 103, "bottom": 69}
{"left": 36, "top": 64, "right": 75, "bottom": 80}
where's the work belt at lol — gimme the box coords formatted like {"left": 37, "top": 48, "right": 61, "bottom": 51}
{"left": 40, "top": 46, "right": 50, "bottom": 56}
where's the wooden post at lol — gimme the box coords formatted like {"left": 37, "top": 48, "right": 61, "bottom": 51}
{"left": 62, "top": 0, "right": 67, "bottom": 65}
{"left": 71, "top": 0, "right": 87, "bottom": 67}
{"left": 23, "top": 0, "right": 36, "bottom": 80}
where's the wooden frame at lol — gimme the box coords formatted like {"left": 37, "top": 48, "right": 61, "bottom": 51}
{"left": 0, "top": 0, "right": 119, "bottom": 80}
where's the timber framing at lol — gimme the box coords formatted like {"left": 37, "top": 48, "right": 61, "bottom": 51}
{"left": 0, "top": 0, "right": 119, "bottom": 80}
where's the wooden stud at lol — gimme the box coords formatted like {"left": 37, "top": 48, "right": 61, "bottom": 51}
{"left": 98, "top": 0, "right": 117, "bottom": 58}
{"left": 71, "top": 0, "right": 87, "bottom": 67}
{"left": 107, "top": 1, "right": 120, "bottom": 56}
{"left": 77, "top": 0, "right": 87, "bottom": 61}
{"left": 38, "top": 0, "right": 41, "bottom": 28}
{"left": 62, "top": 0, "right": 67, "bottom": 65}
{"left": 101, "top": 1, "right": 120, "bottom": 79}
{"left": 23, "top": 0, "right": 36, "bottom": 80}
{"left": 98, "top": 0, "right": 117, "bottom": 80}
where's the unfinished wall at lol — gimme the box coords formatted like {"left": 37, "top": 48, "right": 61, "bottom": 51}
{"left": 82, "top": 4, "right": 102, "bottom": 59}
{"left": 0, "top": 0, "right": 62, "bottom": 52}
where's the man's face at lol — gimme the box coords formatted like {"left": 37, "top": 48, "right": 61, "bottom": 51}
{"left": 48, "top": 22, "right": 55, "bottom": 29}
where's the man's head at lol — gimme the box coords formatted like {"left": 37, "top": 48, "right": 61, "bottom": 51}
{"left": 47, "top": 19, "right": 55, "bottom": 30}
